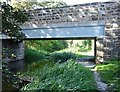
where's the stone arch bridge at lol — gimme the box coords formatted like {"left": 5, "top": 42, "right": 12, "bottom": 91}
{"left": 1, "top": 1, "right": 120, "bottom": 63}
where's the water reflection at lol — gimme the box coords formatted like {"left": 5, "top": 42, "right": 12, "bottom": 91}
{"left": 8, "top": 59, "right": 26, "bottom": 73}
{"left": 3, "top": 60, "right": 26, "bottom": 91}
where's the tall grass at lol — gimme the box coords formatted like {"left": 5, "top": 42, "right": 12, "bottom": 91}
{"left": 24, "top": 48, "right": 45, "bottom": 64}
{"left": 21, "top": 60, "right": 97, "bottom": 91}
{"left": 20, "top": 40, "right": 97, "bottom": 91}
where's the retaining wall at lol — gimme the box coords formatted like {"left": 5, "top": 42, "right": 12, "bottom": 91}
{"left": 2, "top": 40, "right": 25, "bottom": 62}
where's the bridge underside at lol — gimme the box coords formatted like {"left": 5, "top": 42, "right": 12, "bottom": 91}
{"left": 1, "top": 21, "right": 105, "bottom": 39}
{"left": 22, "top": 25, "right": 105, "bottom": 39}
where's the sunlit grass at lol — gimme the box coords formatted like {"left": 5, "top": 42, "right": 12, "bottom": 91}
{"left": 52, "top": 46, "right": 93, "bottom": 58}
{"left": 54, "top": 46, "right": 91, "bottom": 53}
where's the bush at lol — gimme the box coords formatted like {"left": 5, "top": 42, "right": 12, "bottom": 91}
{"left": 25, "top": 48, "right": 45, "bottom": 64}
{"left": 50, "top": 52, "right": 76, "bottom": 63}
{"left": 21, "top": 60, "right": 97, "bottom": 91}
{"left": 25, "top": 40, "right": 68, "bottom": 53}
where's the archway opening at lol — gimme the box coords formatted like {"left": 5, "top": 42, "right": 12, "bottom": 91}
{"left": 24, "top": 37, "right": 96, "bottom": 64}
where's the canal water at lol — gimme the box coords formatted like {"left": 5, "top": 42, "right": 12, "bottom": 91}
{"left": 7, "top": 59, "right": 26, "bottom": 73}
{"left": 3, "top": 59, "right": 27, "bottom": 91}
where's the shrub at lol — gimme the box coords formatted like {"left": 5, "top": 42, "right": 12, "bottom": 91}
{"left": 25, "top": 48, "right": 45, "bottom": 64}
{"left": 21, "top": 60, "right": 97, "bottom": 91}
{"left": 50, "top": 52, "right": 76, "bottom": 63}
{"left": 25, "top": 40, "right": 68, "bottom": 53}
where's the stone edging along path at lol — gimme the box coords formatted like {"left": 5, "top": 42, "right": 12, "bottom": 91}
{"left": 91, "top": 69, "right": 108, "bottom": 92}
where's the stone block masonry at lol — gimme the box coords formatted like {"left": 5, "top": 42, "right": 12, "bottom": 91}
{"left": 97, "top": 2, "right": 120, "bottom": 63}
{"left": 2, "top": 40, "right": 25, "bottom": 62}
{"left": 2, "top": 1, "right": 120, "bottom": 63}
{"left": 21, "top": 1, "right": 120, "bottom": 63}
{"left": 22, "top": 2, "right": 118, "bottom": 27}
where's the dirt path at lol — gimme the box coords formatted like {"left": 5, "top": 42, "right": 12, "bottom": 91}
{"left": 92, "top": 70, "right": 108, "bottom": 92}
{"left": 76, "top": 59, "right": 108, "bottom": 92}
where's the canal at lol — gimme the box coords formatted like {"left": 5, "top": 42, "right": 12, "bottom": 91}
{"left": 2, "top": 60, "right": 27, "bottom": 91}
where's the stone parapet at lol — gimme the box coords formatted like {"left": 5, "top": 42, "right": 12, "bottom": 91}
{"left": 22, "top": 2, "right": 117, "bottom": 27}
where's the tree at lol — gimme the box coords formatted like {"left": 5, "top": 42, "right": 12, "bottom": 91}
{"left": 1, "top": 2, "right": 28, "bottom": 41}
{"left": 12, "top": 0, "right": 67, "bottom": 10}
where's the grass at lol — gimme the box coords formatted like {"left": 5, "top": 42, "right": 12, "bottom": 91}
{"left": 51, "top": 46, "right": 94, "bottom": 59}
{"left": 95, "top": 59, "right": 120, "bottom": 91}
{"left": 20, "top": 40, "right": 96, "bottom": 91}
{"left": 21, "top": 60, "right": 97, "bottom": 91}
{"left": 24, "top": 43, "right": 93, "bottom": 65}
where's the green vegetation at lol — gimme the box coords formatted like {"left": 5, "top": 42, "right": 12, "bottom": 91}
{"left": 21, "top": 60, "right": 97, "bottom": 91}
{"left": 25, "top": 48, "right": 46, "bottom": 64}
{"left": 19, "top": 40, "right": 96, "bottom": 91}
{"left": 1, "top": 2, "right": 28, "bottom": 41}
{"left": 25, "top": 40, "right": 92, "bottom": 64}
{"left": 12, "top": 0, "right": 67, "bottom": 10}
{"left": 95, "top": 59, "right": 120, "bottom": 91}
{"left": 1, "top": 2, "right": 28, "bottom": 90}
{"left": 2, "top": 62, "right": 23, "bottom": 90}
{"left": 50, "top": 52, "right": 76, "bottom": 63}
{"left": 25, "top": 40, "right": 68, "bottom": 54}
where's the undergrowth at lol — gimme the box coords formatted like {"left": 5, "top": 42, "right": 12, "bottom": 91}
{"left": 20, "top": 40, "right": 96, "bottom": 91}
{"left": 21, "top": 60, "right": 97, "bottom": 91}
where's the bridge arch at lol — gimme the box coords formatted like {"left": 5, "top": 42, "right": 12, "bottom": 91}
{"left": 1, "top": 1, "right": 120, "bottom": 63}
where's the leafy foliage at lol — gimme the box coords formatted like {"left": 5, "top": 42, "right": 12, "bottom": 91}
{"left": 2, "top": 62, "right": 22, "bottom": 90}
{"left": 12, "top": 1, "right": 67, "bottom": 10}
{"left": 21, "top": 60, "right": 97, "bottom": 91}
{"left": 25, "top": 40, "right": 68, "bottom": 54}
{"left": 25, "top": 40, "right": 92, "bottom": 64}
{"left": 2, "top": 47, "right": 16, "bottom": 59}
{"left": 1, "top": 2, "right": 28, "bottom": 41}
{"left": 1, "top": 2, "right": 29, "bottom": 90}
{"left": 24, "top": 48, "right": 46, "bottom": 64}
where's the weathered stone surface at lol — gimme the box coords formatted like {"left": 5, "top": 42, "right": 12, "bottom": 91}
{"left": 2, "top": 40, "right": 25, "bottom": 62}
